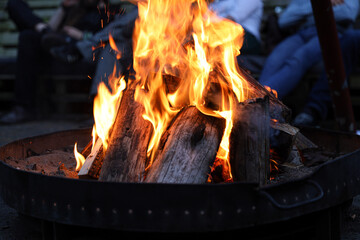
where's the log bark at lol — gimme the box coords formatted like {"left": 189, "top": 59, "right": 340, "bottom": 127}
{"left": 269, "top": 122, "right": 318, "bottom": 163}
{"left": 99, "top": 85, "right": 153, "bottom": 182}
{"left": 144, "top": 106, "right": 225, "bottom": 184}
{"left": 270, "top": 121, "right": 299, "bottom": 163}
{"left": 229, "top": 96, "right": 270, "bottom": 185}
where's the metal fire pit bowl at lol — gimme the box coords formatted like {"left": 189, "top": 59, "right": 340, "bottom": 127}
{"left": 0, "top": 127, "right": 359, "bottom": 233}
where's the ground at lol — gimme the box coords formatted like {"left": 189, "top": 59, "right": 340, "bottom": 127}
{"left": 0, "top": 117, "right": 359, "bottom": 239}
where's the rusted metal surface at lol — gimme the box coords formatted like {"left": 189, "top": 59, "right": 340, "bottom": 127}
{"left": 0, "top": 128, "right": 359, "bottom": 233}
{"left": 310, "top": 0, "right": 356, "bottom": 132}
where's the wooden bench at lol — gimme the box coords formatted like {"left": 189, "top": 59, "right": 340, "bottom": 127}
{"left": 0, "top": 0, "right": 129, "bottom": 118}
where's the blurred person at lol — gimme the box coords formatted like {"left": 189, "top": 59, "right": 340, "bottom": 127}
{"left": 258, "top": 0, "right": 359, "bottom": 124}
{"left": 0, "top": 0, "right": 107, "bottom": 124}
{"left": 293, "top": 28, "right": 360, "bottom": 126}
{"left": 50, "top": 3, "right": 137, "bottom": 97}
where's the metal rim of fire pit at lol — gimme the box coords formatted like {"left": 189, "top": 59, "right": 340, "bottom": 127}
{"left": 0, "top": 128, "right": 359, "bottom": 233}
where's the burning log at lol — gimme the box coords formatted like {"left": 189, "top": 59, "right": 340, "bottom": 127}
{"left": 238, "top": 67, "right": 291, "bottom": 122}
{"left": 270, "top": 121, "right": 318, "bottom": 163}
{"left": 144, "top": 106, "right": 225, "bottom": 183}
{"left": 98, "top": 84, "right": 153, "bottom": 182}
{"left": 78, "top": 138, "right": 104, "bottom": 179}
{"left": 270, "top": 121, "right": 299, "bottom": 163}
{"left": 229, "top": 96, "right": 270, "bottom": 185}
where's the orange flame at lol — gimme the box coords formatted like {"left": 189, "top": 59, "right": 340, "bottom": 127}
{"left": 93, "top": 73, "right": 126, "bottom": 150}
{"left": 265, "top": 85, "right": 278, "bottom": 98}
{"left": 74, "top": 142, "right": 86, "bottom": 171}
{"left": 75, "top": 0, "right": 254, "bottom": 179}
{"left": 73, "top": 58, "right": 126, "bottom": 169}
{"left": 109, "top": 33, "right": 122, "bottom": 60}
{"left": 133, "top": 0, "right": 249, "bottom": 173}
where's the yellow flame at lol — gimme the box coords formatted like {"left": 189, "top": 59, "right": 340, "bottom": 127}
{"left": 93, "top": 74, "right": 127, "bottom": 150}
{"left": 74, "top": 142, "right": 86, "bottom": 171}
{"left": 132, "top": 0, "right": 248, "bottom": 175}
{"left": 74, "top": 0, "right": 251, "bottom": 178}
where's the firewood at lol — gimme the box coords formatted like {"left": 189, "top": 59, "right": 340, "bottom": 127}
{"left": 80, "top": 140, "right": 93, "bottom": 157}
{"left": 229, "top": 96, "right": 270, "bottom": 185}
{"left": 164, "top": 67, "right": 291, "bottom": 122}
{"left": 238, "top": 67, "right": 291, "bottom": 122}
{"left": 78, "top": 138, "right": 104, "bottom": 179}
{"left": 98, "top": 84, "right": 153, "bottom": 182}
{"left": 269, "top": 121, "right": 318, "bottom": 163}
{"left": 294, "top": 132, "right": 318, "bottom": 151}
{"left": 270, "top": 121, "right": 299, "bottom": 163}
{"left": 144, "top": 106, "right": 226, "bottom": 184}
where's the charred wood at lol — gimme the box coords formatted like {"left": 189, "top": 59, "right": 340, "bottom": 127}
{"left": 144, "top": 106, "right": 225, "bottom": 184}
{"left": 229, "top": 96, "right": 270, "bottom": 185}
{"left": 270, "top": 121, "right": 299, "bottom": 163}
{"left": 99, "top": 85, "right": 153, "bottom": 182}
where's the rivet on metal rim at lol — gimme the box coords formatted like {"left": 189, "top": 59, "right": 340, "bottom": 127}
{"left": 184, "top": 210, "right": 190, "bottom": 215}
{"left": 112, "top": 209, "right": 117, "bottom": 214}
{"left": 128, "top": 209, "right": 133, "bottom": 214}
{"left": 147, "top": 210, "right": 152, "bottom": 215}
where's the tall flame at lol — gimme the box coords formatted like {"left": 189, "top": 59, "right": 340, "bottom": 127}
{"left": 74, "top": 142, "right": 85, "bottom": 171}
{"left": 133, "top": 0, "right": 249, "bottom": 173}
{"left": 74, "top": 0, "right": 253, "bottom": 178}
{"left": 93, "top": 73, "right": 126, "bottom": 150}
{"left": 74, "top": 63, "right": 127, "bottom": 171}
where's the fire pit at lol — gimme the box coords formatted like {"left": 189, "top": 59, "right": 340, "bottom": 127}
{"left": 1, "top": 0, "right": 359, "bottom": 238}
{"left": 0, "top": 126, "right": 359, "bottom": 239}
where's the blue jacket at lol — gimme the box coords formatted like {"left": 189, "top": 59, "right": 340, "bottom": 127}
{"left": 278, "top": 0, "right": 359, "bottom": 31}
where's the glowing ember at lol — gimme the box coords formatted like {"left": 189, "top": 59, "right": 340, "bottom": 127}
{"left": 265, "top": 85, "right": 278, "bottom": 98}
